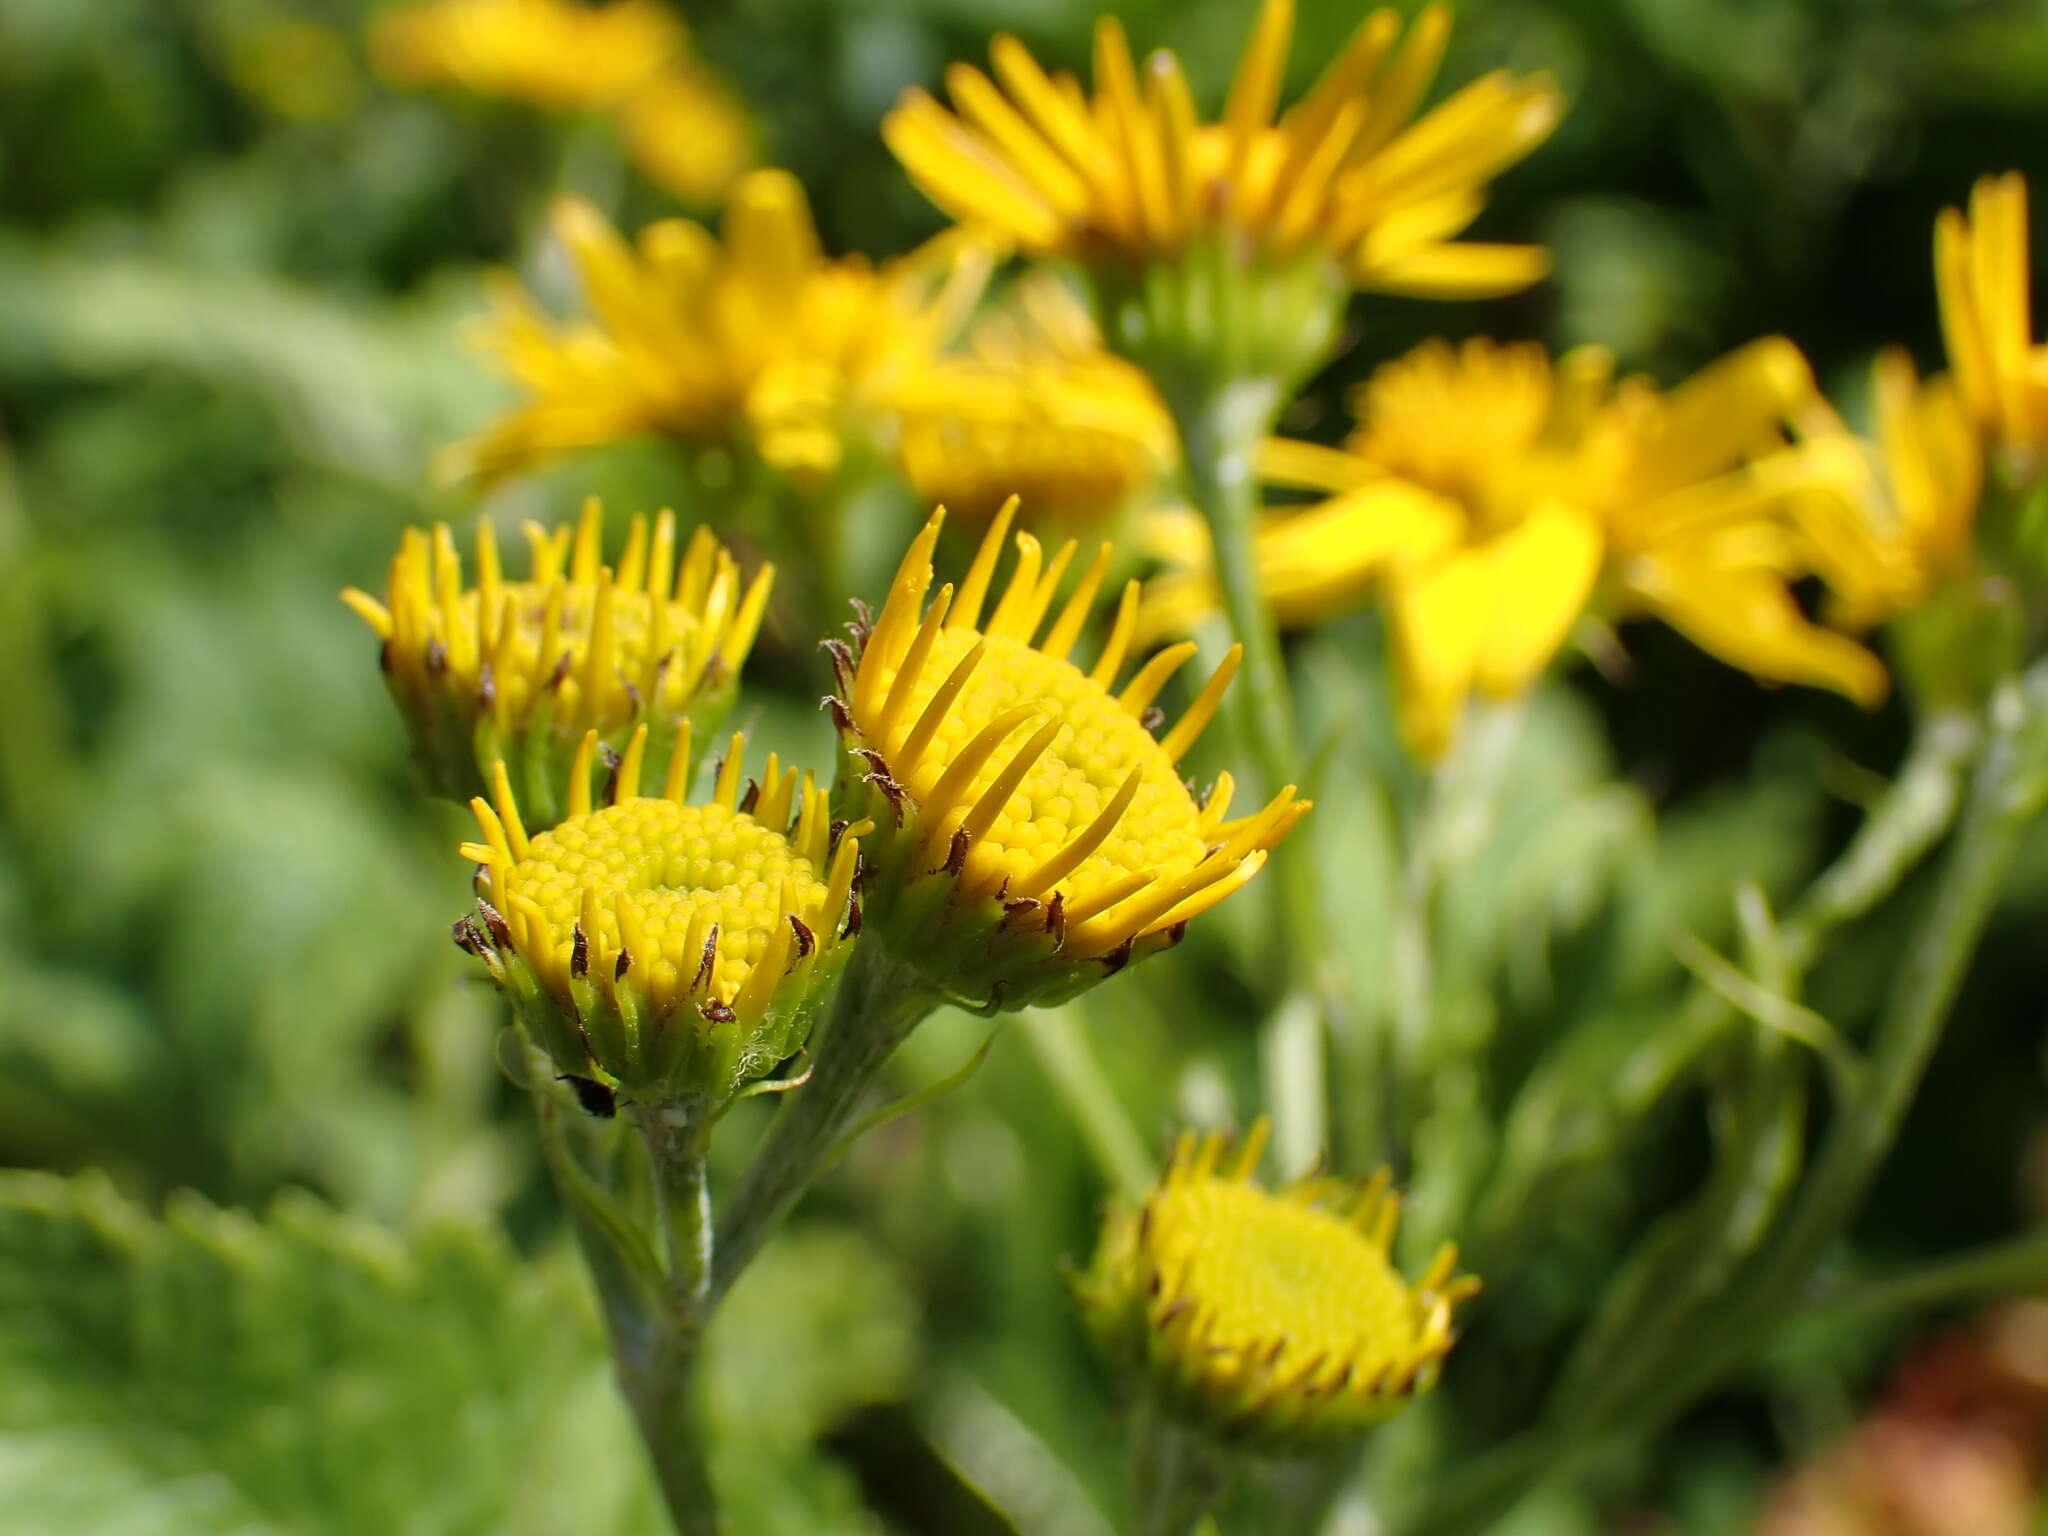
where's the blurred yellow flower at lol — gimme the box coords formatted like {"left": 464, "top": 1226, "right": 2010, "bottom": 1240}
{"left": 1794, "top": 350, "right": 1984, "bottom": 629}
{"left": 371, "top": 0, "right": 679, "bottom": 111}
{"left": 1074, "top": 1120, "right": 1475, "bottom": 1445}
{"left": 446, "top": 170, "right": 994, "bottom": 485}
{"left": 1142, "top": 337, "right": 1888, "bottom": 756}
{"left": 620, "top": 61, "right": 754, "bottom": 204}
{"left": 884, "top": 0, "right": 1560, "bottom": 298}
{"left": 1937, "top": 172, "right": 2048, "bottom": 471}
{"left": 891, "top": 273, "right": 1177, "bottom": 528}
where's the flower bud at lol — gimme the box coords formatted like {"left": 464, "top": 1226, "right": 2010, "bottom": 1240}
{"left": 454, "top": 723, "right": 863, "bottom": 1109}
{"left": 828, "top": 501, "right": 1306, "bottom": 1013}
{"left": 1075, "top": 1122, "right": 1477, "bottom": 1448}
{"left": 343, "top": 499, "right": 772, "bottom": 825}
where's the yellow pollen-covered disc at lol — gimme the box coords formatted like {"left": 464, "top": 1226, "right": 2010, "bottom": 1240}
{"left": 509, "top": 798, "right": 825, "bottom": 1001}
{"left": 1147, "top": 1179, "right": 1422, "bottom": 1384}
{"left": 870, "top": 629, "right": 1208, "bottom": 903}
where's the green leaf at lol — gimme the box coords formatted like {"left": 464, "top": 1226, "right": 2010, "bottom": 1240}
{"left": 0, "top": 1170, "right": 669, "bottom": 1536}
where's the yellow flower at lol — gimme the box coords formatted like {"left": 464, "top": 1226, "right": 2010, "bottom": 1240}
{"left": 1075, "top": 1121, "right": 1475, "bottom": 1445}
{"left": 457, "top": 724, "right": 864, "bottom": 1107}
{"left": 342, "top": 499, "right": 771, "bottom": 821}
{"left": 1936, "top": 172, "right": 2048, "bottom": 472}
{"left": 883, "top": 0, "right": 1560, "bottom": 298}
{"left": 620, "top": 62, "right": 755, "bottom": 204}
{"left": 445, "top": 170, "right": 993, "bottom": 486}
{"left": 1793, "top": 350, "right": 1985, "bottom": 630}
{"left": 831, "top": 502, "right": 1306, "bottom": 1010}
{"left": 891, "top": 273, "right": 1178, "bottom": 529}
{"left": 1141, "top": 337, "right": 1887, "bottom": 757}
{"left": 371, "top": 0, "right": 679, "bottom": 111}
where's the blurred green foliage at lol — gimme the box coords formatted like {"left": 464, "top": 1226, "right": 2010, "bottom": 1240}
{"left": 4, "top": 0, "right": 2048, "bottom": 1531}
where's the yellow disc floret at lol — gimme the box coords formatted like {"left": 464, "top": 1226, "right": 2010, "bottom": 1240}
{"left": 343, "top": 498, "right": 771, "bottom": 819}
{"left": 1077, "top": 1122, "right": 1476, "bottom": 1445}
{"left": 456, "top": 722, "right": 863, "bottom": 1106}
{"left": 834, "top": 501, "right": 1305, "bottom": 1004}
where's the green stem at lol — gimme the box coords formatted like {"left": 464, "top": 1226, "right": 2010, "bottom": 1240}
{"left": 1129, "top": 1401, "right": 1237, "bottom": 1536}
{"left": 1018, "top": 1005, "right": 1157, "bottom": 1202}
{"left": 712, "top": 943, "right": 941, "bottom": 1298}
{"left": 1172, "top": 377, "right": 1294, "bottom": 788}
{"left": 1800, "top": 1227, "right": 2048, "bottom": 1319}
{"left": 621, "top": 1103, "right": 720, "bottom": 1536}
{"left": 1168, "top": 378, "right": 1336, "bottom": 1165}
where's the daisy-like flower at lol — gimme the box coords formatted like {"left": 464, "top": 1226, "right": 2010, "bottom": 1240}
{"left": 885, "top": 0, "right": 1560, "bottom": 387}
{"left": 1936, "top": 172, "right": 2048, "bottom": 476}
{"left": 343, "top": 499, "right": 771, "bottom": 823}
{"left": 892, "top": 273, "right": 1178, "bottom": 532}
{"left": 371, "top": 0, "right": 680, "bottom": 112}
{"left": 830, "top": 501, "right": 1307, "bottom": 1011}
{"left": 1075, "top": 1121, "right": 1476, "bottom": 1446}
{"left": 456, "top": 723, "right": 864, "bottom": 1108}
{"left": 445, "top": 169, "right": 993, "bottom": 488}
{"left": 1141, "top": 336, "right": 1888, "bottom": 756}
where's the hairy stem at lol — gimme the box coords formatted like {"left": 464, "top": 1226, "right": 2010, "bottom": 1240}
{"left": 712, "top": 943, "right": 940, "bottom": 1298}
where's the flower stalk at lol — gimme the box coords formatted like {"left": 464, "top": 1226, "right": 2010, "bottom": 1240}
{"left": 712, "top": 943, "right": 942, "bottom": 1298}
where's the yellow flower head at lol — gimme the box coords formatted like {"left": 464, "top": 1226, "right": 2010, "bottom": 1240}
{"left": 1076, "top": 1121, "right": 1476, "bottom": 1445}
{"left": 892, "top": 273, "right": 1178, "bottom": 530}
{"left": 832, "top": 502, "right": 1306, "bottom": 1011}
{"left": 371, "top": 0, "right": 679, "bottom": 111}
{"left": 884, "top": 0, "right": 1560, "bottom": 298}
{"left": 446, "top": 169, "right": 993, "bottom": 487}
{"left": 1143, "top": 336, "right": 1887, "bottom": 756}
{"left": 457, "top": 724, "right": 864, "bottom": 1106}
{"left": 620, "top": 62, "right": 755, "bottom": 204}
{"left": 1936, "top": 172, "right": 2048, "bottom": 472}
{"left": 342, "top": 499, "right": 771, "bottom": 822}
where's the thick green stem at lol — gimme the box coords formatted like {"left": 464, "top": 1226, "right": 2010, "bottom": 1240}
{"left": 712, "top": 944, "right": 941, "bottom": 1298}
{"left": 624, "top": 1104, "right": 720, "bottom": 1535}
{"left": 1129, "top": 1402, "right": 1236, "bottom": 1536}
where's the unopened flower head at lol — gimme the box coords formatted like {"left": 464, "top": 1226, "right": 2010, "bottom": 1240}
{"left": 446, "top": 170, "right": 993, "bottom": 487}
{"left": 455, "top": 723, "right": 865, "bottom": 1107}
{"left": 1075, "top": 1121, "right": 1476, "bottom": 1446}
{"left": 1936, "top": 172, "right": 2048, "bottom": 477}
{"left": 829, "top": 501, "right": 1306, "bottom": 1012}
{"left": 371, "top": 0, "right": 680, "bottom": 111}
{"left": 885, "top": 0, "right": 1560, "bottom": 386}
{"left": 893, "top": 273, "right": 1178, "bottom": 533}
{"left": 1142, "top": 336, "right": 1887, "bottom": 756}
{"left": 343, "top": 499, "right": 771, "bottom": 822}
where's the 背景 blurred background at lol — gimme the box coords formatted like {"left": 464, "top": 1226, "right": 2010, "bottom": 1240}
{"left": 5, "top": 0, "right": 2048, "bottom": 1531}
